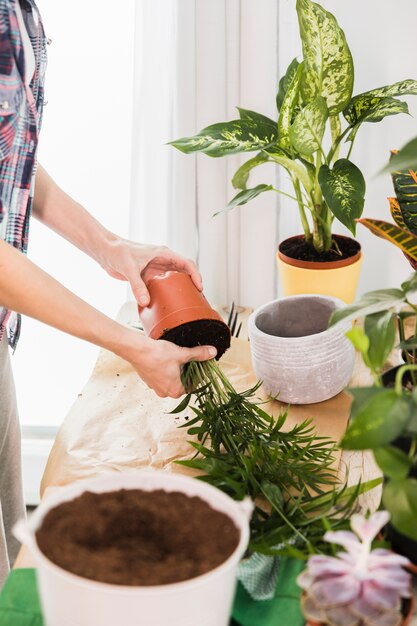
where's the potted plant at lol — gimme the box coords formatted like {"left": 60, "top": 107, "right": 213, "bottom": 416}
{"left": 170, "top": 0, "right": 417, "bottom": 303}
{"left": 330, "top": 272, "right": 417, "bottom": 563}
{"left": 297, "top": 511, "right": 414, "bottom": 626}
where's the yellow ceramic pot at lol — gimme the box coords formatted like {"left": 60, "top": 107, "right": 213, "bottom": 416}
{"left": 277, "top": 235, "right": 362, "bottom": 304}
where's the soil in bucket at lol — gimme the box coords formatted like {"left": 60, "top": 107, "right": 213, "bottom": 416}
{"left": 279, "top": 234, "right": 360, "bottom": 263}
{"left": 35, "top": 489, "right": 240, "bottom": 586}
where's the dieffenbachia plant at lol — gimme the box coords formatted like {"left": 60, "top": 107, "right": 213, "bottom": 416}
{"left": 170, "top": 0, "right": 417, "bottom": 254}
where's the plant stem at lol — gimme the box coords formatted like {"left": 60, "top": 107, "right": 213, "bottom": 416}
{"left": 329, "top": 115, "right": 342, "bottom": 163}
{"left": 394, "top": 364, "right": 417, "bottom": 395}
{"left": 327, "top": 125, "right": 352, "bottom": 163}
{"left": 292, "top": 177, "right": 312, "bottom": 242}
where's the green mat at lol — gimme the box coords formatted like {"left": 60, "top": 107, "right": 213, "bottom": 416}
{"left": 0, "top": 560, "right": 305, "bottom": 626}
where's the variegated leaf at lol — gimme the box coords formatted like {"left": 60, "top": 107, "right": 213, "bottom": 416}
{"left": 276, "top": 58, "right": 300, "bottom": 112}
{"left": 345, "top": 97, "right": 409, "bottom": 141}
{"left": 289, "top": 96, "right": 328, "bottom": 156}
{"left": 391, "top": 167, "right": 417, "bottom": 235}
{"left": 169, "top": 118, "right": 278, "bottom": 157}
{"left": 237, "top": 107, "right": 277, "bottom": 127}
{"left": 318, "top": 159, "right": 365, "bottom": 234}
{"left": 266, "top": 146, "right": 313, "bottom": 193}
{"left": 344, "top": 79, "right": 417, "bottom": 125}
{"left": 357, "top": 218, "right": 417, "bottom": 261}
{"left": 278, "top": 63, "right": 304, "bottom": 151}
{"left": 220, "top": 184, "right": 273, "bottom": 214}
{"left": 296, "top": 0, "right": 354, "bottom": 114}
{"left": 389, "top": 197, "right": 406, "bottom": 228}
{"left": 232, "top": 152, "right": 269, "bottom": 190}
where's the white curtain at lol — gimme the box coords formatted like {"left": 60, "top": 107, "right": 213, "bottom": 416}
{"left": 130, "top": 0, "right": 280, "bottom": 309}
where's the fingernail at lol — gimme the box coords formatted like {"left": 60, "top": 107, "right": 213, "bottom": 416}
{"left": 208, "top": 347, "right": 217, "bottom": 358}
{"left": 139, "top": 296, "right": 149, "bottom": 306}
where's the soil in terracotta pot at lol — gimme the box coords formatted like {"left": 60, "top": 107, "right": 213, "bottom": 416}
{"left": 161, "top": 319, "right": 231, "bottom": 360}
{"left": 35, "top": 489, "right": 240, "bottom": 586}
{"left": 280, "top": 234, "right": 360, "bottom": 263}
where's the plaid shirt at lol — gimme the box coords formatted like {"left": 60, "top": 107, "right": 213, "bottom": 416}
{"left": 0, "top": 0, "right": 47, "bottom": 348}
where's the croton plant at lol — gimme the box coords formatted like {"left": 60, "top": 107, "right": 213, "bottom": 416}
{"left": 170, "top": 0, "right": 417, "bottom": 254}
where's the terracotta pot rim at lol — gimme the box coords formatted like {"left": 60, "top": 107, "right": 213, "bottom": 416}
{"left": 277, "top": 234, "right": 362, "bottom": 270}
{"left": 304, "top": 593, "right": 414, "bottom": 626}
{"left": 147, "top": 307, "right": 224, "bottom": 341}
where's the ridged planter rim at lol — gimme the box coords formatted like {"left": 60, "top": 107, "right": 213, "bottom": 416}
{"left": 277, "top": 234, "right": 362, "bottom": 270}
{"left": 248, "top": 295, "right": 350, "bottom": 345}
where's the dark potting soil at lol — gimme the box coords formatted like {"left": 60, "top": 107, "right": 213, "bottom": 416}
{"left": 35, "top": 489, "right": 240, "bottom": 586}
{"left": 161, "top": 319, "right": 231, "bottom": 360}
{"left": 280, "top": 235, "right": 360, "bottom": 263}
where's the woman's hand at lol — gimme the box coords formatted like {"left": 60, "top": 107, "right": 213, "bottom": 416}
{"left": 97, "top": 237, "right": 202, "bottom": 306}
{"left": 118, "top": 330, "right": 216, "bottom": 398}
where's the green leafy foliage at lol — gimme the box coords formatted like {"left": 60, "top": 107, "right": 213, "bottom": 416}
{"left": 383, "top": 478, "right": 417, "bottom": 541}
{"left": 278, "top": 63, "right": 304, "bottom": 151}
{"left": 296, "top": 0, "right": 353, "bottom": 114}
{"left": 222, "top": 184, "right": 274, "bottom": 213}
{"left": 341, "top": 389, "right": 411, "bottom": 449}
{"left": 175, "top": 359, "right": 373, "bottom": 557}
{"left": 318, "top": 159, "right": 366, "bottom": 234}
{"left": 276, "top": 58, "right": 301, "bottom": 112}
{"left": 374, "top": 446, "right": 412, "bottom": 480}
{"left": 232, "top": 152, "right": 269, "bottom": 190}
{"left": 330, "top": 287, "right": 406, "bottom": 326}
{"left": 364, "top": 310, "right": 396, "bottom": 373}
{"left": 344, "top": 79, "right": 417, "bottom": 125}
{"left": 169, "top": 116, "right": 278, "bottom": 157}
{"left": 383, "top": 136, "right": 417, "bottom": 174}
{"left": 289, "top": 96, "right": 328, "bottom": 156}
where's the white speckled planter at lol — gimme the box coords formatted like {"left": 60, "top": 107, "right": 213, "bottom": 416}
{"left": 247, "top": 295, "right": 354, "bottom": 404}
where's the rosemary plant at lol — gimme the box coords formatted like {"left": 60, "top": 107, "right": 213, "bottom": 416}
{"left": 173, "top": 360, "right": 379, "bottom": 558}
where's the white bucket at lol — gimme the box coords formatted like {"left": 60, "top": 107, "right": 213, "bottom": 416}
{"left": 14, "top": 470, "right": 252, "bottom": 626}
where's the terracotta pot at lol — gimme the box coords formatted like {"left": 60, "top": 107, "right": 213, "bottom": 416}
{"left": 277, "top": 234, "right": 362, "bottom": 304}
{"left": 247, "top": 295, "right": 354, "bottom": 404}
{"left": 304, "top": 595, "right": 415, "bottom": 626}
{"left": 138, "top": 271, "right": 231, "bottom": 359}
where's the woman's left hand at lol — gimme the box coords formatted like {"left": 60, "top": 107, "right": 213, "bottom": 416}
{"left": 97, "top": 236, "right": 202, "bottom": 306}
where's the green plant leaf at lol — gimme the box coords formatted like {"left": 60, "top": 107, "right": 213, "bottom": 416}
{"left": 345, "top": 97, "right": 409, "bottom": 142}
{"left": 364, "top": 311, "right": 396, "bottom": 372}
{"left": 278, "top": 63, "right": 304, "bottom": 151}
{"left": 261, "top": 481, "right": 284, "bottom": 511}
{"left": 345, "top": 327, "right": 369, "bottom": 355}
{"left": 348, "top": 387, "right": 383, "bottom": 416}
{"left": 169, "top": 394, "right": 192, "bottom": 414}
{"left": 219, "top": 184, "right": 273, "bottom": 214}
{"left": 357, "top": 218, "right": 417, "bottom": 262}
{"left": 383, "top": 477, "right": 417, "bottom": 541}
{"left": 391, "top": 167, "right": 417, "bottom": 235}
{"left": 276, "top": 58, "right": 300, "bottom": 112}
{"left": 341, "top": 390, "right": 411, "bottom": 450}
{"left": 374, "top": 446, "right": 412, "bottom": 480}
{"left": 401, "top": 272, "right": 417, "bottom": 294}
{"left": 169, "top": 118, "right": 278, "bottom": 157}
{"left": 289, "top": 96, "right": 328, "bottom": 156}
{"left": 318, "top": 159, "right": 365, "bottom": 234}
{"left": 265, "top": 146, "right": 313, "bottom": 193}
{"left": 382, "top": 136, "right": 417, "bottom": 174}
{"left": 231, "top": 152, "right": 270, "bottom": 190}
{"left": 330, "top": 288, "right": 406, "bottom": 326}
{"left": 296, "top": 0, "right": 354, "bottom": 114}
{"left": 344, "top": 79, "right": 417, "bottom": 125}
{"left": 237, "top": 107, "right": 278, "bottom": 127}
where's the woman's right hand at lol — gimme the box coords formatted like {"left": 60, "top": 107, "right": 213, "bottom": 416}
{"left": 117, "top": 330, "right": 217, "bottom": 398}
